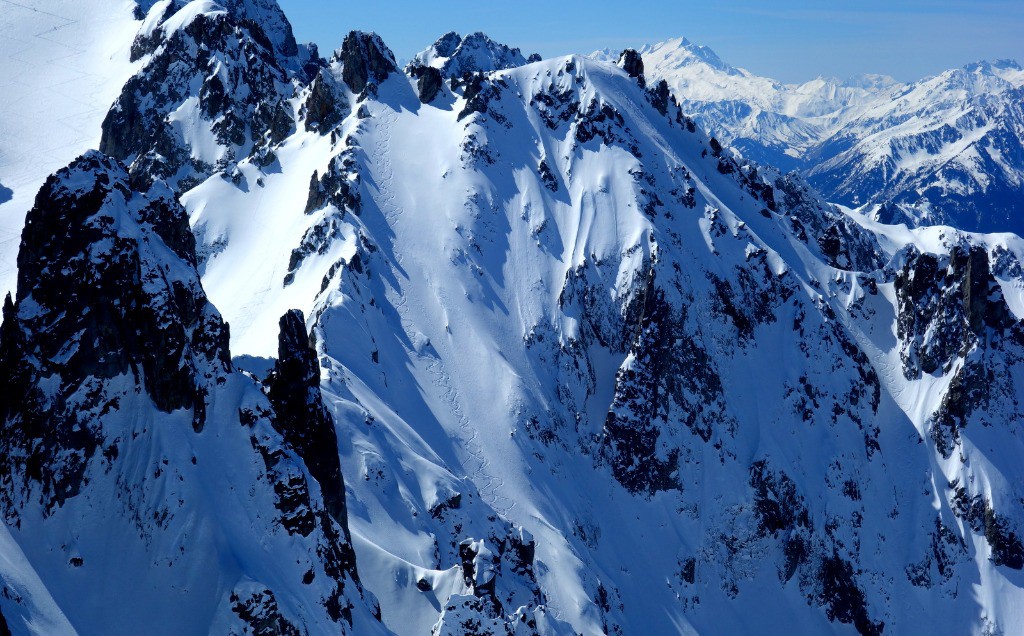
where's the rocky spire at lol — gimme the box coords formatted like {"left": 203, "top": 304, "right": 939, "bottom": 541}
{"left": 267, "top": 310, "right": 350, "bottom": 533}
{"left": 335, "top": 31, "right": 397, "bottom": 96}
{"left": 2, "top": 151, "right": 229, "bottom": 431}
{"left": 0, "top": 152, "right": 229, "bottom": 516}
{"left": 617, "top": 48, "right": 646, "bottom": 87}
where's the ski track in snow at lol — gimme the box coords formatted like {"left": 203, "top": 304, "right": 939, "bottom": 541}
{"left": 372, "top": 105, "right": 514, "bottom": 518}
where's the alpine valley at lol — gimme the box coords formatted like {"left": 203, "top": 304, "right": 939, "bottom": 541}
{"left": 2, "top": 2, "right": 1024, "bottom": 635}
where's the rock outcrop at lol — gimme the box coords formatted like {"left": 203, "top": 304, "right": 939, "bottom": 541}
{"left": 0, "top": 152, "right": 382, "bottom": 634}
{"left": 267, "top": 310, "right": 351, "bottom": 534}
{"left": 336, "top": 31, "right": 397, "bottom": 96}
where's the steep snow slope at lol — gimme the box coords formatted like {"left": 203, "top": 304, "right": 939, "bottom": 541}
{"left": 0, "top": 523, "right": 74, "bottom": 635}
{"left": 0, "top": 0, "right": 140, "bottom": 296}
{"left": 303, "top": 57, "right": 1024, "bottom": 635}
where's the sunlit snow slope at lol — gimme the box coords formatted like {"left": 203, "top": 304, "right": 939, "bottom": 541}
{"left": 0, "top": 0, "right": 140, "bottom": 295}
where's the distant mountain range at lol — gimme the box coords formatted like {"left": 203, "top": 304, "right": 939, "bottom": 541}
{"left": 593, "top": 38, "right": 1024, "bottom": 233}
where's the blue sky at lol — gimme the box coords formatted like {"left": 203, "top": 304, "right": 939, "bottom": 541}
{"left": 276, "top": 0, "right": 1024, "bottom": 83}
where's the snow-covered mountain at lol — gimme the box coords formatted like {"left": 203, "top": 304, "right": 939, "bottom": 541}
{"left": 411, "top": 31, "right": 539, "bottom": 78}
{"left": 5, "top": 2, "right": 1024, "bottom": 635}
{"left": 590, "top": 38, "right": 899, "bottom": 171}
{"left": 807, "top": 60, "right": 1024, "bottom": 233}
{"left": 602, "top": 38, "right": 1024, "bottom": 235}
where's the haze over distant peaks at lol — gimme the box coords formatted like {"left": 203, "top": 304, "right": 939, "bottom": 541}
{"left": 598, "top": 37, "right": 1024, "bottom": 233}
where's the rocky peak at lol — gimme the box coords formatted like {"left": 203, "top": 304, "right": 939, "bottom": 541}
{"left": 432, "top": 31, "right": 463, "bottom": 58}
{"left": 266, "top": 310, "right": 351, "bottom": 536}
{"left": 0, "top": 151, "right": 230, "bottom": 515}
{"left": 617, "top": 48, "right": 646, "bottom": 87}
{"left": 135, "top": 0, "right": 298, "bottom": 59}
{"left": 5, "top": 151, "right": 229, "bottom": 422}
{"left": 413, "top": 31, "right": 532, "bottom": 78}
{"left": 333, "top": 31, "right": 397, "bottom": 96}
{"left": 103, "top": 1, "right": 298, "bottom": 190}
{"left": 0, "top": 152, "right": 383, "bottom": 633}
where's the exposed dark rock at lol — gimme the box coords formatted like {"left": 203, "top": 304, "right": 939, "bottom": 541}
{"left": 254, "top": 308, "right": 370, "bottom": 611}
{"left": 906, "top": 518, "right": 968, "bottom": 588}
{"left": 302, "top": 70, "right": 347, "bottom": 132}
{"left": 951, "top": 484, "right": 1024, "bottom": 569}
{"left": 574, "top": 98, "right": 628, "bottom": 147}
{"left": 429, "top": 492, "right": 462, "bottom": 519}
{"left": 708, "top": 259, "right": 791, "bottom": 342}
{"left": 750, "top": 461, "right": 812, "bottom": 539}
{"left": 230, "top": 587, "right": 303, "bottom": 636}
{"left": 267, "top": 310, "right": 350, "bottom": 533}
{"left": 432, "top": 595, "right": 504, "bottom": 636}
{"left": 617, "top": 49, "right": 646, "bottom": 87}
{"left": 928, "top": 361, "right": 991, "bottom": 456}
{"left": 244, "top": 404, "right": 366, "bottom": 623}
{"left": 773, "top": 174, "right": 882, "bottom": 271}
{"left": 458, "top": 73, "right": 490, "bottom": 121}
{"left": 817, "top": 553, "right": 884, "bottom": 636}
{"left": 895, "top": 245, "right": 1016, "bottom": 381}
{"left": 304, "top": 149, "right": 361, "bottom": 216}
{"left": 648, "top": 79, "right": 672, "bottom": 116}
{"left": 680, "top": 558, "right": 696, "bottom": 585}
{"left": 336, "top": 31, "right": 397, "bottom": 96}
{"left": 0, "top": 151, "right": 229, "bottom": 516}
{"left": 409, "top": 64, "right": 444, "bottom": 103}
{"left": 102, "top": 7, "right": 296, "bottom": 189}
{"left": 538, "top": 159, "right": 559, "bottom": 192}
{"left": 599, "top": 268, "right": 732, "bottom": 495}
{"left": 458, "top": 539, "right": 503, "bottom": 616}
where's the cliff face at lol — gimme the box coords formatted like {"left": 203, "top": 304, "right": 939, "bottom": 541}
{"left": 0, "top": 152, "right": 382, "bottom": 635}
